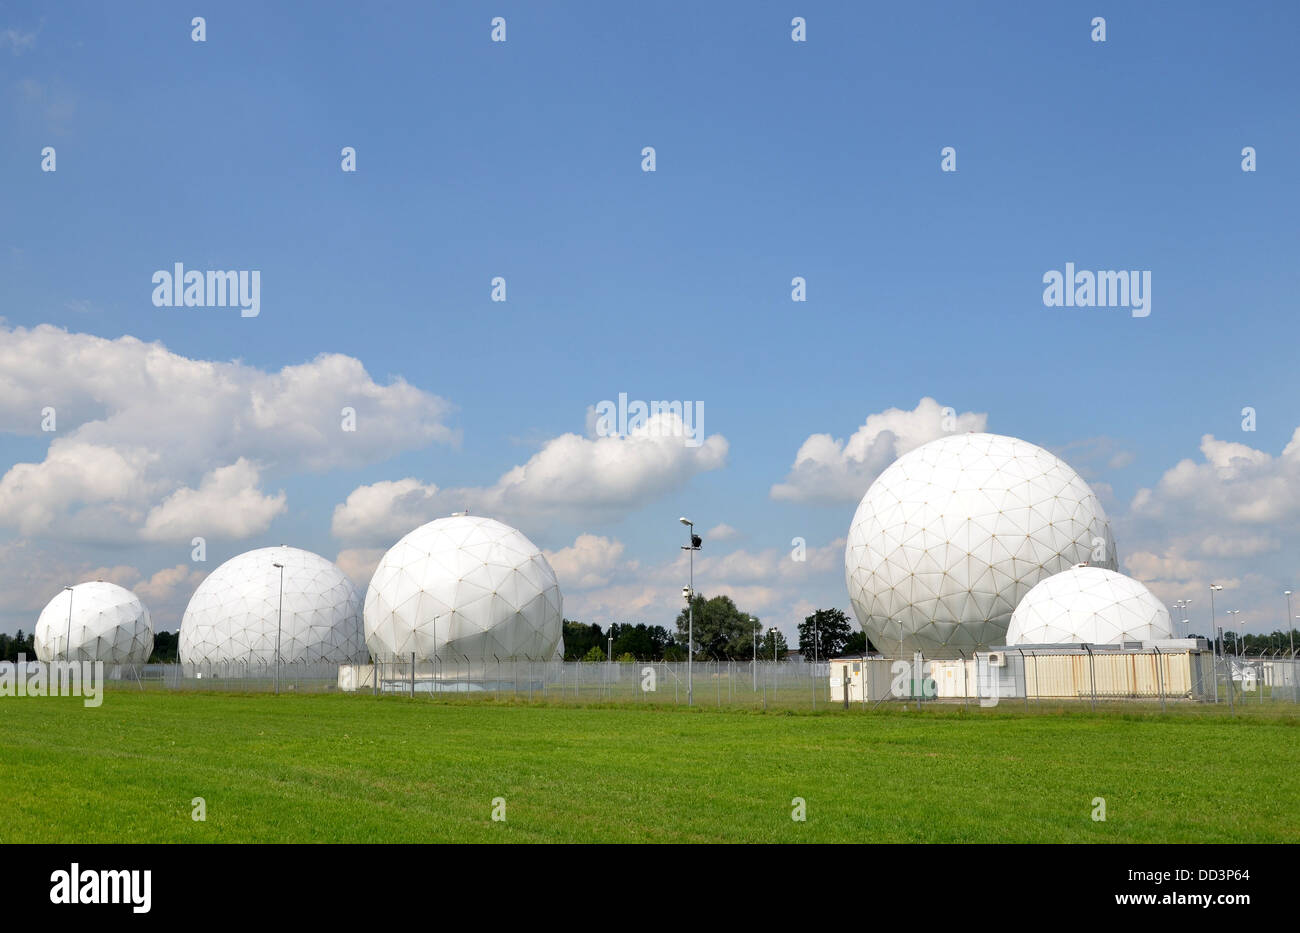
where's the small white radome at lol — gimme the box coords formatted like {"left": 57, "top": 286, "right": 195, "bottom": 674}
{"left": 35, "top": 581, "right": 154, "bottom": 664}
{"left": 1004, "top": 565, "right": 1173, "bottom": 646}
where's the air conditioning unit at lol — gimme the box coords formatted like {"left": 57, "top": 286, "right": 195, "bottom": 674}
{"left": 986, "top": 652, "right": 1006, "bottom": 667}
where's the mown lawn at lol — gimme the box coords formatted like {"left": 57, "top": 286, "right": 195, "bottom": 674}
{"left": 2, "top": 691, "right": 1296, "bottom": 842}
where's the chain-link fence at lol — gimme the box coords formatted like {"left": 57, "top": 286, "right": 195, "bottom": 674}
{"left": 71, "top": 658, "right": 833, "bottom": 708}
{"left": 361, "top": 657, "right": 834, "bottom": 710}
{"left": 56, "top": 652, "right": 1300, "bottom": 712}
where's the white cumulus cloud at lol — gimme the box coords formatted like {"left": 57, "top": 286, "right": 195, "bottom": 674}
{"left": 771, "top": 397, "right": 986, "bottom": 504}
{"left": 142, "top": 459, "right": 287, "bottom": 542}
{"left": 332, "top": 410, "right": 728, "bottom": 546}
{"left": 0, "top": 324, "right": 455, "bottom": 541}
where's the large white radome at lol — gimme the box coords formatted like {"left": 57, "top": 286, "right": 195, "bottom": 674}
{"left": 1005, "top": 565, "right": 1173, "bottom": 646}
{"left": 364, "top": 515, "right": 563, "bottom": 661}
{"left": 179, "top": 546, "right": 366, "bottom": 667}
{"left": 34, "top": 581, "right": 154, "bottom": 664}
{"left": 845, "top": 432, "right": 1118, "bottom": 658}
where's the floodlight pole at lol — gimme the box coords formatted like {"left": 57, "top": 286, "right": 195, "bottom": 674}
{"left": 680, "top": 518, "right": 700, "bottom": 706}
{"left": 273, "top": 562, "right": 285, "bottom": 696}
{"left": 1286, "top": 591, "right": 1295, "bottom": 658}
{"left": 1209, "top": 584, "right": 1223, "bottom": 704}
{"left": 63, "top": 585, "right": 74, "bottom": 661}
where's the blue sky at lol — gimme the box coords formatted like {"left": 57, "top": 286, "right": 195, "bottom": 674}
{"left": 2, "top": 1, "right": 1298, "bottom": 642}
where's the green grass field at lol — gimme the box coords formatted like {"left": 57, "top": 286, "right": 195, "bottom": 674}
{"left": 3, "top": 690, "right": 1297, "bottom": 843}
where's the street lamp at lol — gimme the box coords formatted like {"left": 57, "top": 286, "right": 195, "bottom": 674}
{"left": 1225, "top": 610, "right": 1242, "bottom": 658}
{"left": 272, "top": 562, "right": 285, "bottom": 696}
{"left": 63, "top": 585, "right": 74, "bottom": 661}
{"left": 1209, "top": 584, "right": 1223, "bottom": 704}
{"left": 1286, "top": 591, "right": 1295, "bottom": 658}
{"left": 770, "top": 627, "right": 780, "bottom": 662}
{"left": 1174, "top": 599, "right": 1192, "bottom": 639}
{"left": 751, "top": 615, "right": 759, "bottom": 690}
{"left": 679, "top": 517, "right": 701, "bottom": 705}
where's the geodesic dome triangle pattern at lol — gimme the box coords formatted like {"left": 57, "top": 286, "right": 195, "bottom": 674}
{"left": 34, "top": 581, "right": 154, "bottom": 664}
{"left": 845, "top": 432, "right": 1118, "bottom": 658}
{"left": 364, "top": 514, "right": 563, "bottom": 661}
{"left": 1004, "top": 565, "right": 1173, "bottom": 645}
{"left": 179, "top": 546, "right": 366, "bottom": 666}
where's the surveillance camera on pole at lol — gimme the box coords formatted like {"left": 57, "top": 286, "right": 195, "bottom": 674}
{"left": 679, "top": 517, "right": 702, "bottom": 706}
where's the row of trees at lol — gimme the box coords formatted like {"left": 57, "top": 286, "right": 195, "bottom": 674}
{"left": 562, "top": 621, "right": 680, "bottom": 662}
{"left": 562, "top": 598, "right": 875, "bottom": 662}
{"left": 666, "top": 595, "right": 875, "bottom": 661}
{"left": 1196, "top": 629, "right": 1299, "bottom": 657}
{"left": 0, "top": 630, "right": 34, "bottom": 663}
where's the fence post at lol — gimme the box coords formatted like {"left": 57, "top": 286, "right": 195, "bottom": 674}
{"left": 1085, "top": 645, "right": 1097, "bottom": 711}
{"left": 1225, "top": 653, "right": 1235, "bottom": 715}
{"left": 811, "top": 658, "right": 816, "bottom": 711}
{"left": 1154, "top": 646, "right": 1166, "bottom": 713}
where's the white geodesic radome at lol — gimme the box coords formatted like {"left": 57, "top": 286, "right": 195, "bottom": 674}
{"left": 34, "top": 581, "right": 154, "bottom": 664}
{"left": 1004, "top": 565, "right": 1173, "bottom": 646}
{"left": 364, "top": 514, "right": 563, "bottom": 661}
{"left": 845, "top": 432, "right": 1118, "bottom": 658}
{"left": 179, "top": 546, "right": 366, "bottom": 667}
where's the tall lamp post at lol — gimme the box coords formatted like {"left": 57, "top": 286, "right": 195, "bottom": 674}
{"left": 272, "top": 562, "right": 285, "bottom": 696}
{"left": 751, "top": 616, "right": 759, "bottom": 691}
{"left": 1225, "top": 610, "right": 1241, "bottom": 657}
{"left": 1209, "top": 584, "right": 1223, "bottom": 704}
{"left": 679, "top": 517, "right": 701, "bottom": 706}
{"left": 63, "top": 585, "right": 74, "bottom": 661}
{"left": 1286, "top": 590, "right": 1295, "bottom": 658}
